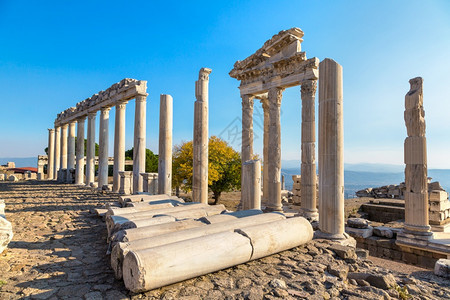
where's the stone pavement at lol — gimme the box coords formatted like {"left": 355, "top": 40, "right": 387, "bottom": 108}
{"left": 1, "top": 181, "right": 449, "bottom": 299}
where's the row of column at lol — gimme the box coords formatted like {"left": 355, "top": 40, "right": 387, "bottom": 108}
{"left": 47, "top": 95, "right": 148, "bottom": 194}
{"left": 240, "top": 58, "right": 345, "bottom": 239}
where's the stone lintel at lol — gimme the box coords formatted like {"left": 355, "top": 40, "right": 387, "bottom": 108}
{"left": 55, "top": 82, "right": 147, "bottom": 127}
{"left": 238, "top": 67, "right": 318, "bottom": 96}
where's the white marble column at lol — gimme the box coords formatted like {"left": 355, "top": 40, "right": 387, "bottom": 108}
{"left": 242, "top": 159, "right": 261, "bottom": 210}
{"left": 98, "top": 107, "right": 111, "bottom": 190}
{"left": 53, "top": 126, "right": 61, "bottom": 179}
{"left": 86, "top": 112, "right": 96, "bottom": 186}
{"left": 133, "top": 95, "right": 147, "bottom": 194}
{"left": 397, "top": 77, "right": 433, "bottom": 245}
{"left": 241, "top": 95, "right": 254, "bottom": 163}
{"left": 75, "top": 116, "right": 86, "bottom": 185}
{"left": 158, "top": 94, "right": 173, "bottom": 195}
{"left": 266, "top": 87, "right": 284, "bottom": 212}
{"left": 113, "top": 101, "right": 128, "bottom": 193}
{"left": 68, "top": 122, "right": 76, "bottom": 170}
{"left": 47, "top": 129, "right": 55, "bottom": 180}
{"left": 317, "top": 58, "right": 345, "bottom": 239}
{"left": 300, "top": 80, "right": 318, "bottom": 221}
{"left": 193, "top": 68, "right": 212, "bottom": 204}
{"left": 260, "top": 98, "right": 270, "bottom": 204}
{"left": 241, "top": 94, "right": 254, "bottom": 207}
{"left": 60, "top": 124, "right": 68, "bottom": 170}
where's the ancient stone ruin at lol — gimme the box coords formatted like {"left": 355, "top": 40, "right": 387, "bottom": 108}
{"left": 0, "top": 199, "right": 13, "bottom": 254}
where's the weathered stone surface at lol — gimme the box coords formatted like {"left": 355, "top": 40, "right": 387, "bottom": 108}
{"left": 434, "top": 258, "right": 450, "bottom": 278}
{"left": 347, "top": 218, "right": 370, "bottom": 229}
{"left": 373, "top": 226, "right": 394, "bottom": 238}
{"left": 346, "top": 226, "right": 373, "bottom": 238}
{"left": 365, "top": 273, "right": 396, "bottom": 290}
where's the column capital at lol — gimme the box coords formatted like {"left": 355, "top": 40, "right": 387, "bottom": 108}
{"left": 100, "top": 106, "right": 111, "bottom": 113}
{"left": 136, "top": 94, "right": 147, "bottom": 102}
{"left": 61, "top": 123, "right": 68, "bottom": 129}
{"left": 48, "top": 128, "right": 55, "bottom": 132}
{"left": 301, "top": 80, "right": 318, "bottom": 99}
{"left": 241, "top": 94, "right": 254, "bottom": 109}
{"left": 77, "top": 115, "right": 87, "bottom": 122}
{"left": 116, "top": 100, "right": 128, "bottom": 109}
{"left": 268, "top": 87, "right": 284, "bottom": 107}
{"left": 199, "top": 68, "right": 212, "bottom": 81}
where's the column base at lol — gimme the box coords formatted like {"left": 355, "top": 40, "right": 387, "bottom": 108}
{"left": 314, "top": 230, "right": 356, "bottom": 248}
{"left": 396, "top": 228, "right": 433, "bottom": 249}
{"left": 263, "top": 205, "right": 283, "bottom": 212}
{"left": 300, "top": 208, "right": 319, "bottom": 222}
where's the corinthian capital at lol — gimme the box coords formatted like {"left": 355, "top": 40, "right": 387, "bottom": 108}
{"left": 268, "top": 87, "right": 284, "bottom": 107}
{"left": 301, "top": 80, "right": 317, "bottom": 98}
{"left": 198, "top": 68, "right": 212, "bottom": 81}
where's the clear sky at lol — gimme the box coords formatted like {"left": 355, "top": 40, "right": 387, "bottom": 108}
{"left": 1, "top": 0, "right": 449, "bottom": 168}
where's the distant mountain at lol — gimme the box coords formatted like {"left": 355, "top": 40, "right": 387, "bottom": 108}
{"left": 0, "top": 157, "right": 37, "bottom": 168}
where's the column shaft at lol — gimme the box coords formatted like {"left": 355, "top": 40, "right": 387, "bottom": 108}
{"left": 300, "top": 80, "right": 318, "bottom": 221}
{"left": 193, "top": 68, "right": 212, "bottom": 204}
{"left": 158, "top": 94, "right": 173, "bottom": 195}
{"left": 75, "top": 117, "right": 86, "bottom": 185}
{"left": 86, "top": 113, "right": 96, "bottom": 186}
{"left": 53, "top": 126, "right": 60, "bottom": 179}
{"left": 403, "top": 77, "right": 431, "bottom": 235}
{"left": 266, "top": 87, "right": 284, "bottom": 211}
{"left": 47, "top": 129, "right": 55, "bottom": 180}
{"left": 261, "top": 99, "right": 269, "bottom": 204}
{"left": 113, "top": 101, "right": 127, "bottom": 193}
{"left": 318, "top": 58, "right": 345, "bottom": 238}
{"left": 98, "top": 107, "right": 111, "bottom": 189}
{"left": 133, "top": 95, "right": 147, "bottom": 193}
{"left": 60, "top": 124, "right": 68, "bottom": 169}
{"left": 68, "top": 122, "right": 76, "bottom": 170}
{"left": 242, "top": 159, "right": 261, "bottom": 210}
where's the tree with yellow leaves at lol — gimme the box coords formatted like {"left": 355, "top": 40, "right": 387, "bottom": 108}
{"left": 172, "top": 136, "right": 241, "bottom": 204}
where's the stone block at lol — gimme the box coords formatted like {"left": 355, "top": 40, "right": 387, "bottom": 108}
{"left": 404, "top": 108, "right": 426, "bottom": 137}
{"left": 373, "top": 226, "right": 394, "bottom": 239}
{"left": 347, "top": 218, "right": 369, "bottom": 229}
{"left": 404, "top": 136, "right": 426, "bottom": 164}
{"left": 434, "top": 259, "right": 450, "bottom": 278}
{"left": 402, "top": 252, "right": 418, "bottom": 265}
{"left": 405, "top": 165, "right": 428, "bottom": 193}
{"left": 366, "top": 273, "right": 396, "bottom": 290}
{"left": 429, "top": 190, "right": 448, "bottom": 201}
{"left": 345, "top": 226, "right": 373, "bottom": 238}
{"left": 429, "top": 199, "right": 450, "bottom": 212}
{"left": 0, "top": 174, "right": 5, "bottom": 181}
{"left": 8, "top": 175, "right": 18, "bottom": 182}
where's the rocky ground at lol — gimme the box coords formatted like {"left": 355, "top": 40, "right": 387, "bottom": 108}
{"left": 0, "top": 180, "right": 449, "bottom": 299}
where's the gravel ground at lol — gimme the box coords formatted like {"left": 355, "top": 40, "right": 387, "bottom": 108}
{"left": 0, "top": 180, "right": 449, "bottom": 300}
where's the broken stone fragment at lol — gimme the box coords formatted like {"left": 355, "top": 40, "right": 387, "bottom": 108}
{"left": 347, "top": 218, "right": 370, "bottom": 229}
{"left": 434, "top": 259, "right": 450, "bottom": 278}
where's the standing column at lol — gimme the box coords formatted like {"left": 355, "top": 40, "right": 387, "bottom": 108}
{"left": 317, "top": 58, "right": 345, "bottom": 239}
{"left": 75, "top": 116, "right": 86, "bottom": 185}
{"left": 240, "top": 94, "right": 254, "bottom": 208}
{"left": 53, "top": 126, "right": 61, "bottom": 179}
{"left": 158, "top": 94, "right": 173, "bottom": 195}
{"left": 133, "top": 95, "right": 147, "bottom": 194}
{"left": 193, "top": 67, "right": 212, "bottom": 204}
{"left": 47, "top": 129, "right": 55, "bottom": 180}
{"left": 242, "top": 159, "right": 261, "bottom": 210}
{"left": 260, "top": 98, "right": 270, "bottom": 204}
{"left": 60, "top": 124, "right": 68, "bottom": 170}
{"left": 300, "top": 80, "right": 319, "bottom": 221}
{"left": 113, "top": 101, "right": 128, "bottom": 193}
{"left": 67, "top": 121, "right": 76, "bottom": 182}
{"left": 397, "top": 77, "right": 432, "bottom": 244}
{"left": 266, "top": 87, "right": 284, "bottom": 212}
{"left": 98, "top": 107, "right": 111, "bottom": 190}
{"left": 86, "top": 112, "right": 96, "bottom": 186}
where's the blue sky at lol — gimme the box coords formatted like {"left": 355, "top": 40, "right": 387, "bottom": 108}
{"left": 1, "top": 0, "right": 449, "bottom": 168}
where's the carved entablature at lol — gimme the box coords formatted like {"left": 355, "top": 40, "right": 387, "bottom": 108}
{"left": 55, "top": 78, "right": 147, "bottom": 126}
{"left": 229, "top": 27, "right": 319, "bottom": 96}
